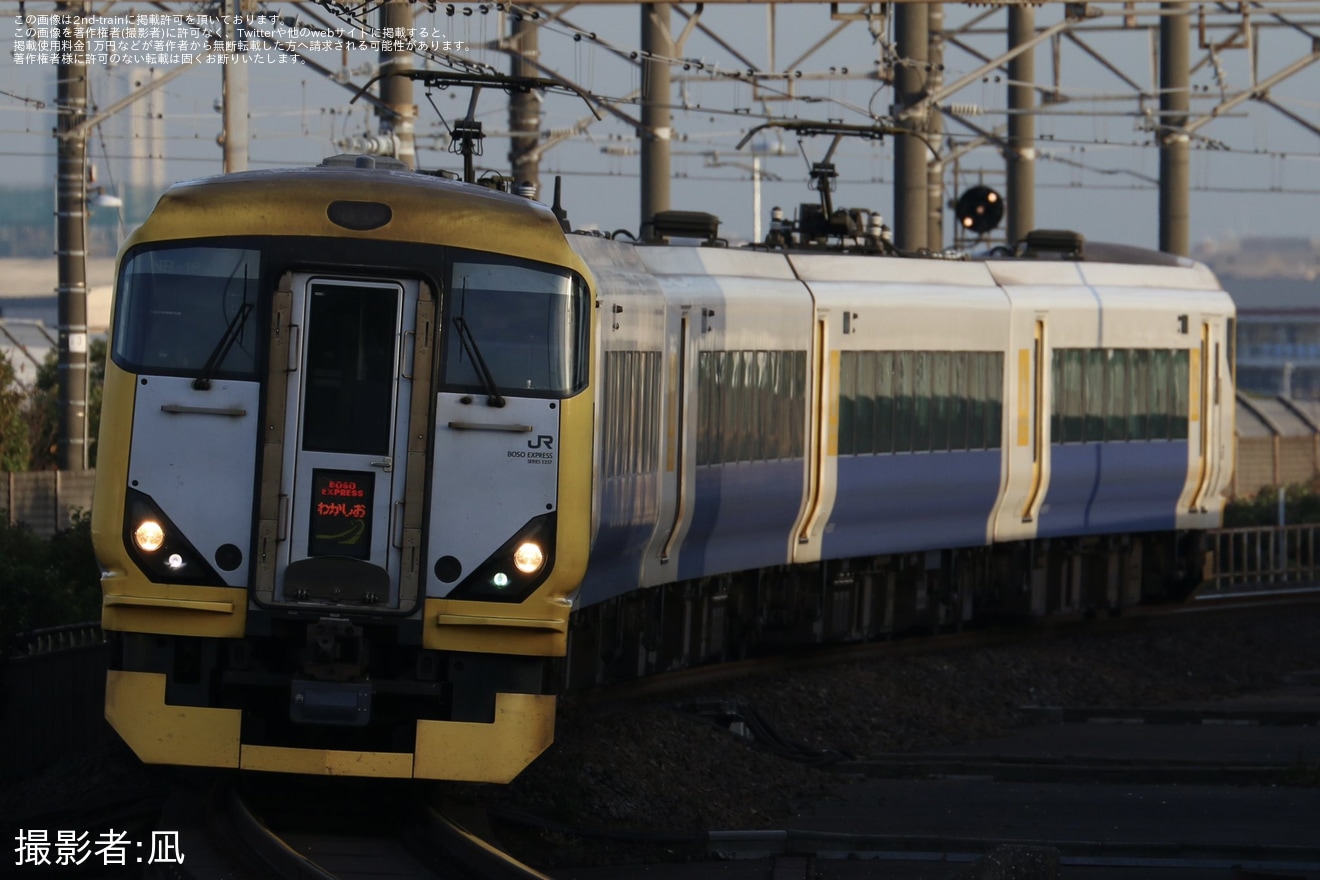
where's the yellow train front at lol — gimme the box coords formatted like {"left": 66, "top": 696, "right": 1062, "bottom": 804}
{"left": 91, "top": 157, "right": 593, "bottom": 781}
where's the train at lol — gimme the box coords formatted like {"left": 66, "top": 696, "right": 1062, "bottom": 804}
{"left": 92, "top": 153, "right": 1235, "bottom": 783}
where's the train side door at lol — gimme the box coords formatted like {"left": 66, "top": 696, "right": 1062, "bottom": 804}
{"left": 792, "top": 309, "right": 835, "bottom": 563}
{"left": 1188, "top": 318, "right": 1224, "bottom": 513}
{"left": 268, "top": 274, "right": 419, "bottom": 609}
{"left": 993, "top": 315, "right": 1049, "bottom": 541}
{"left": 643, "top": 304, "right": 694, "bottom": 584}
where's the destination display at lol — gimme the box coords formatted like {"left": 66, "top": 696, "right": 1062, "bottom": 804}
{"left": 308, "top": 469, "right": 374, "bottom": 559}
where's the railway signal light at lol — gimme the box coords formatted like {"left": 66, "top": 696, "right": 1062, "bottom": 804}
{"left": 955, "top": 185, "right": 1004, "bottom": 235}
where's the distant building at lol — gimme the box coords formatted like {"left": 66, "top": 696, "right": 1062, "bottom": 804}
{"left": 115, "top": 65, "right": 168, "bottom": 195}
{"left": 1195, "top": 236, "right": 1320, "bottom": 401}
{"left": 1196, "top": 235, "right": 1320, "bottom": 281}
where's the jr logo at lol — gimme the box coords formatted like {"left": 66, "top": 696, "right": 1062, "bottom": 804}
{"left": 528, "top": 435, "right": 554, "bottom": 450}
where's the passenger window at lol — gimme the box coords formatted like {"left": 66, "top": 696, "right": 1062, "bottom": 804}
{"left": 697, "top": 352, "right": 715, "bottom": 467}
{"left": 948, "top": 352, "right": 969, "bottom": 452}
{"left": 913, "top": 351, "right": 931, "bottom": 452}
{"left": 1106, "top": 350, "right": 1128, "bottom": 442}
{"left": 986, "top": 352, "right": 1004, "bottom": 448}
{"left": 1171, "top": 349, "right": 1190, "bottom": 440}
{"left": 1150, "top": 349, "right": 1171, "bottom": 440}
{"left": 968, "top": 353, "right": 988, "bottom": 451}
{"left": 838, "top": 351, "right": 858, "bottom": 456}
{"left": 1085, "top": 349, "right": 1106, "bottom": 443}
{"left": 892, "top": 352, "right": 914, "bottom": 454}
{"left": 1061, "top": 350, "right": 1085, "bottom": 444}
{"left": 930, "top": 351, "right": 950, "bottom": 453}
{"left": 874, "top": 351, "right": 895, "bottom": 455}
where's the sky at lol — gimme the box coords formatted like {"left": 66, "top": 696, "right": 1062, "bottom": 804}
{"left": 3, "top": 1, "right": 1320, "bottom": 251}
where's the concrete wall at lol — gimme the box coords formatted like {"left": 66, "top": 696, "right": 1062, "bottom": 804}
{"left": 2, "top": 470, "right": 96, "bottom": 537}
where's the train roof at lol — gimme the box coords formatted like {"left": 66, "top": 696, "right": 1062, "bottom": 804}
{"left": 128, "top": 157, "right": 1221, "bottom": 297}
{"left": 127, "top": 158, "right": 586, "bottom": 275}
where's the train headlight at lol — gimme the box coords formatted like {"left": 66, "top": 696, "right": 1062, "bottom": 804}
{"left": 123, "top": 489, "right": 224, "bottom": 586}
{"left": 450, "top": 512, "right": 556, "bottom": 603}
{"left": 133, "top": 520, "right": 166, "bottom": 552}
{"left": 513, "top": 542, "right": 544, "bottom": 574}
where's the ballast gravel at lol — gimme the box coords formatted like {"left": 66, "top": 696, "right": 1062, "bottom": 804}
{"left": 459, "top": 603, "right": 1320, "bottom": 866}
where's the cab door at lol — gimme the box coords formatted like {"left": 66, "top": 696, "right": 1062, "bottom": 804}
{"left": 274, "top": 274, "right": 418, "bottom": 609}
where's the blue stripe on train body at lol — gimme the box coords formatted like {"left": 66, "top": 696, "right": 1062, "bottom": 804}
{"left": 580, "top": 473, "right": 660, "bottom": 604}
{"left": 825, "top": 450, "right": 1003, "bottom": 558}
{"left": 678, "top": 459, "right": 805, "bottom": 582}
{"left": 1038, "top": 441, "right": 1187, "bottom": 537}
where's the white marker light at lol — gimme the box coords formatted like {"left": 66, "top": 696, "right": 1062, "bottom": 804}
{"left": 492, "top": 572, "right": 510, "bottom": 588}
{"left": 166, "top": 554, "right": 185, "bottom": 570}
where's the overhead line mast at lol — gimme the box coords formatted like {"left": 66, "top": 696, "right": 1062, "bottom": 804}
{"left": 55, "top": 0, "right": 89, "bottom": 470}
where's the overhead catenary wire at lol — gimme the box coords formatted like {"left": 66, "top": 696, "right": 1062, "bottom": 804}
{"left": 0, "top": 0, "right": 1317, "bottom": 240}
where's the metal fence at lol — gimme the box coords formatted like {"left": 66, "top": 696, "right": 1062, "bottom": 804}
{"left": 0, "top": 622, "right": 111, "bottom": 781}
{"left": 1202, "top": 523, "right": 1320, "bottom": 595}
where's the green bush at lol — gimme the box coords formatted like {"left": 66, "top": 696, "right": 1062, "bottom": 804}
{"left": 0, "top": 341, "right": 104, "bottom": 472}
{"left": 0, "top": 352, "right": 31, "bottom": 472}
{"left": 0, "top": 510, "right": 101, "bottom": 639}
{"left": 1224, "top": 482, "right": 1320, "bottom": 528}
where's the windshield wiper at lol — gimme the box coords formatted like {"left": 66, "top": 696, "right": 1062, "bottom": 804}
{"left": 193, "top": 302, "right": 254, "bottom": 391}
{"left": 454, "top": 315, "right": 506, "bottom": 407}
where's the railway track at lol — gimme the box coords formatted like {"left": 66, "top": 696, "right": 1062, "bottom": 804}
{"left": 485, "top": 803, "right": 1320, "bottom": 876}
{"left": 5, "top": 581, "right": 1319, "bottom": 878}
{"left": 486, "top": 663, "right": 1320, "bottom": 879}
{"left": 147, "top": 776, "right": 549, "bottom": 880}
{"left": 566, "top": 583, "right": 1320, "bottom": 707}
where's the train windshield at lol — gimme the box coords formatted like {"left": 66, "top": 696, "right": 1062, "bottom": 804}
{"left": 112, "top": 246, "right": 261, "bottom": 379}
{"left": 442, "top": 260, "right": 588, "bottom": 397}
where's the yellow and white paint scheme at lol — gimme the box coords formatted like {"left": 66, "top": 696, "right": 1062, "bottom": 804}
{"left": 93, "top": 158, "right": 595, "bottom": 781}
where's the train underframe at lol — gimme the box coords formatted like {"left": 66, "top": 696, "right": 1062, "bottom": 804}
{"left": 106, "top": 528, "right": 1204, "bottom": 777}
{"left": 565, "top": 530, "right": 1208, "bottom": 689}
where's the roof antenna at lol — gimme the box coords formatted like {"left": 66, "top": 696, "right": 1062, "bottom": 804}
{"left": 550, "top": 175, "right": 571, "bottom": 232}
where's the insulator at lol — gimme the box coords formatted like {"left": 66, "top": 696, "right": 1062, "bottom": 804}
{"left": 333, "top": 134, "right": 399, "bottom": 157}
{"left": 945, "top": 103, "right": 983, "bottom": 116}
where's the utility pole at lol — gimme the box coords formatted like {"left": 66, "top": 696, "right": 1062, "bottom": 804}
{"left": 55, "top": 0, "right": 89, "bottom": 471}
{"left": 378, "top": 0, "right": 416, "bottom": 168}
{"left": 1006, "top": 3, "right": 1036, "bottom": 242}
{"left": 221, "top": 0, "right": 248, "bottom": 172}
{"left": 1159, "top": 0, "right": 1190, "bottom": 256}
{"left": 926, "top": 3, "right": 945, "bottom": 252}
{"left": 640, "top": 3, "right": 672, "bottom": 237}
{"left": 508, "top": 13, "right": 541, "bottom": 194}
{"left": 894, "top": 1, "right": 928, "bottom": 251}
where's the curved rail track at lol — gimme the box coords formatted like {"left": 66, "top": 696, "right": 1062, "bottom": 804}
{"left": 5, "top": 527, "right": 1320, "bottom": 878}
{"left": 147, "top": 777, "right": 548, "bottom": 880}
